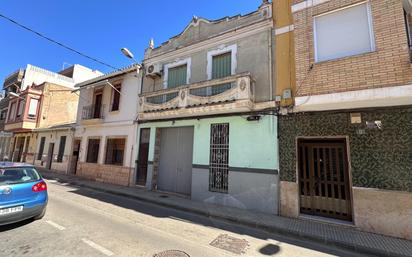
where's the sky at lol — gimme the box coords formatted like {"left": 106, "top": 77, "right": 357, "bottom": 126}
{"left": 0, "top": 0, "right": 263, "bottom": 80}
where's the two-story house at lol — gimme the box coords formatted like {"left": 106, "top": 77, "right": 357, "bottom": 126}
{"left": 277, "top": 0, "right": 412, "bottom": 240}
{"left": 73, "top": 65, "right": 141, "bottom": 186}
{"left": 136, "top": 1, "right": 279, "bottom": 214}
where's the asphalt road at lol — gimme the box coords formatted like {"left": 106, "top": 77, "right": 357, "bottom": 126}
{"left": 0, "top": 180, "right": 367, "bottom": 257}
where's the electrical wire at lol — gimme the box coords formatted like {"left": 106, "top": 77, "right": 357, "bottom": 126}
{"left": 0, "top": 13, "right": 118, "bottom": 70}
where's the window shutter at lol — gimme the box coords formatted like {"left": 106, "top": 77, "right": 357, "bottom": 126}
{"left": 167, "top": 64, "right": 187, "bottom": 88}
{"left": 212, "top": 52, "right": 232, "bottom": 79}
{"left": 314, "top": 3, "right": 374, "bottom": 62}
{"left": 28, "top": 99, "right": 38, "bottom": 116}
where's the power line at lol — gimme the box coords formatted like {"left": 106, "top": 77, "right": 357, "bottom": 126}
{"left": 0, "top": 13, "right": 118, "bottom": 70}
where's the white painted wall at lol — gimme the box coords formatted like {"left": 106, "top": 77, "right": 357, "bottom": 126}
{"left": 21, "top": 64, "right": 102, "bottom": 91}
{"left": 75, "top": 71, "right": 141, "bottom": 169}
{"left": 76, "top": 73, "right": 141, "bottom": 124}
{"left": 74, "top": 123, "right": 137, "bottom": 168}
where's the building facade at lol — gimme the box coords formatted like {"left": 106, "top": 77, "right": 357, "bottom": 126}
{"left": 73, "top": 65, "right": 141, "bottom": 186}
{"left": 0, "top": 64, "right": 102, "bottom": 161}
{"left": 136, "top": 2, "right": 279, "bottom": 214}
{"left": 278, "top": 0, "right": 412, "bottom": 240}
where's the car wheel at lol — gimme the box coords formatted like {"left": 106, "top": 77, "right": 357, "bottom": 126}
{"left": 34, "top": 208, "right": 46, "bottom": 220}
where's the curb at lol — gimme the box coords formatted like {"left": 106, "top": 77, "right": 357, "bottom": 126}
{"left": 43, "top": 173, "right": 410, "bottom": 257}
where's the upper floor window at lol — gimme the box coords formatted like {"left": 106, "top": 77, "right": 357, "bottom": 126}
{"left": 404, "top": 9, "right": 412, "bottom": 48}
{"left": 314, "top": 2, "right": 375, "bottom": 62}
{"left": 110, "top": 84, "right": 121, "bottom": 112}
{"left": 167, "top": 64, "right": 187, "bottom": 88}
{"left": 8, "top": 102, "right": 16, "bottom": 122}
{"left": 212, "top": 52, "right": 232, "bottom": 79}
{"left": 207, "top": 44, "right": 237, "bottom": 80}
{"left": 16, "top": 100, "right": 24, "bottom": 118}
{"left": 0, "top": 109, "right": 7, "bottom": 120}
{"left": 28, "top": 98, "right": 39, "bottom": 119}
{"left": 164, "top": 58, "right": 191, "bottom": 89}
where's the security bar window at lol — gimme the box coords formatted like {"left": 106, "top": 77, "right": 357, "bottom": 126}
{"left": 105, "top": 138, "right": 125, "bottom": 166}
{"left": 314, "top": 2, "right": 375, "bottom": 62}
{"left": 209, "top": 123, "right": 229, "bottom": 193}
{"left": 86, "top": 139, "right": 100, "bottom": 163}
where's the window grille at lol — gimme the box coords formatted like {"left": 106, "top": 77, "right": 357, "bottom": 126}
{"left": 209, "top": 123, "right": 229, "bottom": 193}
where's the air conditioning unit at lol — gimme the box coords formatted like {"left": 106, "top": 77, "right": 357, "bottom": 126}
{"left": 146, "top": 63, "right": 162, "bottom": 78}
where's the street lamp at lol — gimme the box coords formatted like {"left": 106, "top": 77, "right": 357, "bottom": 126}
{"left": 8, "top": 92, "right": 24, "bottom": 99}
{"left": 121, "top": 48, "right": 138, "bottom": 64}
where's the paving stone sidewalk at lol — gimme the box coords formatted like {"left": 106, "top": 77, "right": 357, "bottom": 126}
{"left": 39, "top": 169, "right": 412, "bottom": 257}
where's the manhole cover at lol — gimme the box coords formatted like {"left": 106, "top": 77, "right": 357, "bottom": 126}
{"left": 153, "top": 250, "right": 190, "bottom": 257}
{"left": 210, "top": 234, "right": 249, "bottom": 255}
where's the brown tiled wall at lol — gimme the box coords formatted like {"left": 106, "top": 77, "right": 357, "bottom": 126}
{"left": 293, "top": 0, "right": 412, "bottom": 96}
{"left": 77, "top": 162, "right": 131, "bottom": 186}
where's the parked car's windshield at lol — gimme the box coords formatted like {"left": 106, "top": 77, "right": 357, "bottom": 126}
{"left": 0, "top": 168, "right": 41, "bottom": 186}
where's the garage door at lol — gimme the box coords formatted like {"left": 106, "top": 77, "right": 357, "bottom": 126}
{"left": 158, "top": 127, "right": 194, "bottom": 195}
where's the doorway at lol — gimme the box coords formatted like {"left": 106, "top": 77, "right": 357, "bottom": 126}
{"left": 93, "top": 91, "right": 103, "bottom": 119}
{"left": 157, "top": 127, "right": 194, "bottom": 195}
{"left": 71, "top": 139, "right": 81, "bottom": 174}
{"left": 298, "top": 138, "right": 352, "bottom": 221}
{"left": 22, "top": 137, "right": 30, "bottom": 162}
{"left": 46, "top": 143, "right": 55, "bottom": 170}
{"left": 14, "top": 137, "right": 25, "bottom": 162}
{"left": 136, "top": 128, "right": 150, "bottom": 186}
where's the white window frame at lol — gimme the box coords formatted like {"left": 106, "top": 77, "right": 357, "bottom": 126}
{"left": 207, "top": 44, "right": 237, "bottom": 80}
{"left": 163, "top": 57, "right": 191, "bottom": 89}
{"left": 313, "top": 1, "right": 375, "bottom": 63}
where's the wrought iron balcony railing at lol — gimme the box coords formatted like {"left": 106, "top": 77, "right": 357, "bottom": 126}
{"left": 138, "top": 73, "right": 254, "bottom": 116}
{"left": 82, "top": 104, "right": 105, "bottom": 120}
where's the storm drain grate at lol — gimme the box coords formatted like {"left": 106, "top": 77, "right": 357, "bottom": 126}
{"left": 210, "top": 234, "right": 249, "bottom": 255}
{"left": 153, "top": 250, "right": 190, "bottom": 257}
{"left": 159, "top": 195, "right": 169, "bottom": 198}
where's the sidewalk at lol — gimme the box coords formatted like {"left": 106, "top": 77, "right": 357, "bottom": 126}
{"left": 39, "top": 169, "right": 412, "bottom": 257}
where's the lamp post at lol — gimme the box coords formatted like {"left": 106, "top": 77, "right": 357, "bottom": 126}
{"left": 8, "top": 92, "right": 25, "bottom": 100}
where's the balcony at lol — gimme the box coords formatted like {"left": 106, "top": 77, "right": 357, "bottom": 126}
{"left": 138, "top": 73, "right": 255, "bottom": 120}
{"left": 81, "top": 104, "right": 105, "bottom": 125}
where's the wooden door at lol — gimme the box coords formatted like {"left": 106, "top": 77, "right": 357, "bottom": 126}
{"left": 136, "top": 129, "right": 150, "bottom": 186}
{"left": 93, "top": 93, "right": 102, "bottom": 118}
{"left": 47, "top": 143, "right": 54, "bottom": 170}
{"left": 298, "top": 139, "right": 352, "bottom": 221}
{"left": 71, "top": 139, "right": 81, "bottom": 174}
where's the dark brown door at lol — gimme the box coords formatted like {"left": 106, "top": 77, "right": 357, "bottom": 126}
{"left": 22, "top": 137, "right": 30, "bottom": 162}
{"left": 14, "top": 137, "right": 25, "bottom": 162}
{"left": 47, "top": 143, "right": 54, "bottom": 170}
{"left": 71, "top": 139, "right": 81, "bottom": 174}
{"left": 298, "top": 138, "right": 352, "bottom": 221}
{"left": 93, "top": 93, "right": 102, "bottom": 118}
{"left": 136, "top": 129, "right": 150, "bottom": 186}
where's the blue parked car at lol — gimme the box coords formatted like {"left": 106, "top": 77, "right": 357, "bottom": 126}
{"left": 0, "top": 162, "right": 47, "bottom": 225}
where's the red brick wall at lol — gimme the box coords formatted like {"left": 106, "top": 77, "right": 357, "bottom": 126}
{"left": 292, "top": 0, "right": 412, "bottom": 96}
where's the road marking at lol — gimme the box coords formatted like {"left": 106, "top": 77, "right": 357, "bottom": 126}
{"left": 46, "top": 220, "right": 66, "bottom": 231}
{"left": 82, "top": 238, "right": 114, "bottom": 256}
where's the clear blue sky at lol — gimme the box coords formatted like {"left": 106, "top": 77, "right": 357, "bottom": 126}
{"left": 0, "top": 0, "right": 263, "bottom": 80}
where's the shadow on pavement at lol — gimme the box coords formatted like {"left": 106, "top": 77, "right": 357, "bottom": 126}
{"left": 0, "top": 219, "right": 34, "bottom": 232}
{"left": 64, "top": 184, "right": 357, "bottom": 257}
